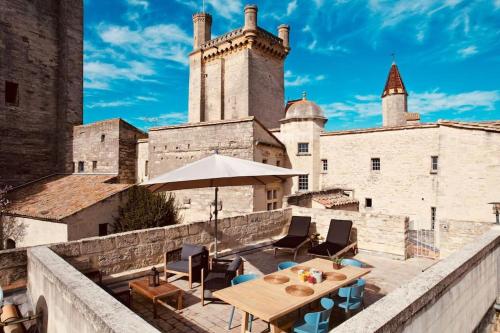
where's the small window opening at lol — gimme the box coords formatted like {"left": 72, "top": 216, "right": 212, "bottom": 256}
{"left": 365, "top": 198, "right": 372, "bottom": 208}
{"left": 5, "top": 81, "right": 19, "bottom": 106}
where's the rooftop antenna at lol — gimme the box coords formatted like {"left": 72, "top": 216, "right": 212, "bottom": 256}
{"left": 202, "top": 0, "right": 205, "bottom": 12}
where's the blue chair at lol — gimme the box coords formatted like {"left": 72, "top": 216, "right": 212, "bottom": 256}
{"left": 278, "top": 261, "right": 298, "bottom": 271}
{"left": 228, "top": 274, "right": 258, "bottom": 331}
{"left": 293, "top": 298, "right": 334, "bottom": 333}
{"left": 340, "top": 258, "right": 363, "bottom": 267}
{"left": 337, "top": 278, "right": 365, "bottom": 313}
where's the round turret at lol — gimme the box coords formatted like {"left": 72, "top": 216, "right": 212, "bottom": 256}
{"left": 285, "top": 93, "right": 326, "bottom": 121}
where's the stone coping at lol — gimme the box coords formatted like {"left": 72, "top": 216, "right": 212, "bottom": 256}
{"left": 332, "top": 226, "right": 500, "bottom": 332}
{"left": 28, "top": 246, "right": 159, "bottom": 332}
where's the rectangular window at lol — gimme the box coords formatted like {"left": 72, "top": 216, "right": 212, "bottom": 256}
{"left": 371, "top": 158, "right": 380, "bottom": 171}
{"left": 431, "top": 156, "right": 438, "bottom": 172}
{"left": 98, "top": 223, "right": 108, "bottom": 236}
{"left": 266, "top": 189, "right": 279, "bottom": 210}
{"left": 5, "top": 81, "right": 19, "bottom": 106}
{"left": 78, "top": 161, "right": 84, "bottom": 173}
{"left": 321, "top": 159, "right": 328, "bottom": 171}
{"left": 262, "top": 159, "right": 268, "bottom": 164}
{"left": 276, "top": 160, "right": 281, "bottom": 167}
{"left": 72, "top": 162, "right": 76, "bottom": 173}
{"left": 101, "top": 134, "right": 106, "bottom": 142}
{"left": 92, "top": 161, "right": 97, "bottom": 172}
{"left": 145, "top": 160, "right": 149, "bottom": 176}
{"left": 298, "top": 143, "right": 309, "bottom": 154}
{"left": 298, "top": 175, "right": 309, "bottom": 191}
{"left": 365, "top": 198, "right": 372, "bottom": 208}
{"left": 431, "top": 207, "right": 436, "bottom": 230}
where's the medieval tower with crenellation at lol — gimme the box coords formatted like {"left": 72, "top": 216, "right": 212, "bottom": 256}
{"left": 188, "top": 5, "right": 290, "bottom": 129}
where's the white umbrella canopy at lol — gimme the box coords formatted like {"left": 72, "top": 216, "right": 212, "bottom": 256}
{"left": 140, "top": 153, "right": 306, "bottom": 257}
{"left": 141, "top": 153, "right": 305, "bottom": 192}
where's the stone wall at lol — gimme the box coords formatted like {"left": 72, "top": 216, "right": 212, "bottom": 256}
{"left": 72, "top": 119, "right": 146, "bottom": 183}
{"left": 0, "top": 0, "right": 83, "bottom": 185}
{"left": 146, "top": 118, "right": 288, "bottom": 222}
{"left": 436, "top": 125, "right": 500, "bottom": 223}
{"left": 28, "top": 246, "right": 158, "bottom": 333}
{"left": 0, "top": 209, "right": 291, "bottom": 288}
{"left": 52, "top": 209, "right": 291, "bottom": 276}
{"left": 0, "top": 247, "right": 27, "bottom": 287}
{"left": 438, "top": 219, "right": 495, "bottom": 258}
{"left": 332, "top": 226, "right": 500, "bottom": 333}
{"left": 319, "top": 126, "right": 440, "bottom": 229}
{"left": 291, "top": 206, "right": 409, "bottom": 259}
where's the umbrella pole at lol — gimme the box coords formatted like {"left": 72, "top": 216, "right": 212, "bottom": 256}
{"left": 214, "top": 186, "right": 219, "bottom": 258}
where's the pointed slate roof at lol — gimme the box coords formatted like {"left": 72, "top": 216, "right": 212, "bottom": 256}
{"left": 382, "top": 63, "right": 408, "bottom": 97}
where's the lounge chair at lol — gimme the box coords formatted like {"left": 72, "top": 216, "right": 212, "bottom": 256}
{"left": 273, "top": 216, "right": 311, "bottom": 260}
{"left": 164, "top": 244, "right": 209, "bottom": 289}
{"left": 201, "top": 256, "right": 243, "bottom": 306}
{"left": 308, "top": 219, "right": 357, "bottom": 258}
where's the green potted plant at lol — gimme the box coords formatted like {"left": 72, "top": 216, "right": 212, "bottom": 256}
{"left": 327, "top": 250, "right": 343, "bottom": 270}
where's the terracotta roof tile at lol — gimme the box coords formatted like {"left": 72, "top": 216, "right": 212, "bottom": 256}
{"left": 313, "top": 194, "right": 359, "bottom": 208}
{"left": 6, "top": 174, "right": 131, "bottom": 221}
{"left": 382, "top": 63, "right": 407, "bottom": 97}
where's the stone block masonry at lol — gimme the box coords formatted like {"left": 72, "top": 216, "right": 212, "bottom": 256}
{"left": 55, "top": 208, "right": 291, "bottom": 275}
{"left": 291, "top": 206, "right": 409, "bottom": 259}
{"left": 0, "top": 0, "right": 83, "bottom": 185}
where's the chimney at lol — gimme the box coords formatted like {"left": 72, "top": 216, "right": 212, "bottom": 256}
{"left": 278, "top": 24, "right": 290, "bottom": 49}
{"left": 192, "top": 12, "right": 212, "bottom": 49}
{"left": 244, "top": 5, "right": 258, "bottom": 31}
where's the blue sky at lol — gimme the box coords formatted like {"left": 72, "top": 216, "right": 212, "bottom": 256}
{"left": 84, "top": 0, "right": 500, "bottom": 131}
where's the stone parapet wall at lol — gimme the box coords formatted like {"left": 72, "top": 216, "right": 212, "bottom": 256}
{"left": 0, "top": 247, "right": 27, "bottom": 287}
{"left": 0, "top": 209, "right": 291, "bottom": 287}
{"left": 439, "top": 219, "right": 494, "bottom": 258}
{"left": 28, "top": 246, "right": 158, "bottom": 333}
{"left": 50, "top": 209, "right": 291, "bottom": 275}
{"left": 291, "top": 206, "right": 409, "bottom": 259}
{"left": 332, "top": 226, "right": 500, "bottom": 333}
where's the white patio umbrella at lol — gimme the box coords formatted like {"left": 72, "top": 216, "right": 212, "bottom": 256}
{"left": 141, "top": 153, "right": 306, "bottom": 257}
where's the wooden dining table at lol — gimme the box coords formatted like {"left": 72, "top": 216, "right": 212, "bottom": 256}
{"left": 213, "top": 258, "right": 371, "bottom": 333}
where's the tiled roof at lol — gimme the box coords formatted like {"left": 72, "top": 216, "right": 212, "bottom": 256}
{"left": 6, "top": 174, "right": 132, "bottom": 222}
{"left": 313, "top": 194, "right": 359, "bottom": 208}
{"left": 382, "top": 63, "right": 407, "bottom": 97}
{"left": 439, "top": 120, "right": 500, "bottom": 133}
{"left": 321, "top": 123, "right": 438, "bottom": 136}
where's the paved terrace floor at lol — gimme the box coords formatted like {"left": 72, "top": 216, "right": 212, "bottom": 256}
{"left": 110, "top": 247, "right": 434, "bottom": 333}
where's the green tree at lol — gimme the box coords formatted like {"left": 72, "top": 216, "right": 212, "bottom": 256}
{"left": 113, "top": 186, "right": 181, "bottom": 233}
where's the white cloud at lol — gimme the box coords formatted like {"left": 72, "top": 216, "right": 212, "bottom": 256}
{"left": 87, "top": 100, "right": 135, "bottom": 109}
{"left": 320, "top": 90, "right": 500, "bottom": 121}
{"left": 495, "top": 0, "right": 500, "bottom": 8}
{"left": 457, "top": 45, "right": 478, "bottom": 58}
{"left": 127, "top": 0, "right": 149, "bottom": 10}
{"left": 285, "top": 70, "right": 326, "bottom": 87}
{"left": 137, "top": 96, "right": 159, "bottom": 102}
{"left": 98, "top": 23, "right": 191, "bottom": 65}
{"left": 409, "top": 90, "right": 500, "bottom": 113}
{"left": 287, "top": 0, "right": 298, "bottom": 16}
{"left": 206, "top": 0, "right": 242, "bottom": 19}
{"left": 137, "top": 112, "right": 187, "bottom": 126}
{"left": 84, "top": 61, "right": 156, "bottom": 90}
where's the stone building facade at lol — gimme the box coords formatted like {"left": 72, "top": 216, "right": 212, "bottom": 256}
{"left": 0, "top": 0, "right": 83, "bottom": 185}
{"left": 72, "top": 119, "right": 147, "bottom": 183}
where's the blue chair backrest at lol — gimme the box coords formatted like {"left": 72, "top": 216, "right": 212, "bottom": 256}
{"left": 338, "top": 279, "right": 365, "bottom": 301}
{"left": 231, "top": 274, "right": 257, "bottom": 286}
{"left": 278, "top": 261, "right": 297, "bottom": 271}
{"left": 303, "top": 297, "right": 334, "bottom": 332}
{"left": 341, "top": 258, "right": 363, "bottom": 267}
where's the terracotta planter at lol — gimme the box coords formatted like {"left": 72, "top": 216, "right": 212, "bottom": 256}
{"left": 332, "top": 262, "right": 343, "bottom": 270}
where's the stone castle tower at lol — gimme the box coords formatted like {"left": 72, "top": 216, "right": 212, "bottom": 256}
{"left": 188, "top": 5, "right": 290, "bottom": 129}
{"left": 0, "top": 0, "right": 83, "bottom": 185}
{"left": 382, "top": 62, "right": 408, "bottom": 127}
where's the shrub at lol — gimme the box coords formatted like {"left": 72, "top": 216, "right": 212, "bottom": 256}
{"left": 113, "top": 186, "right": 181, "bottom": 233}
